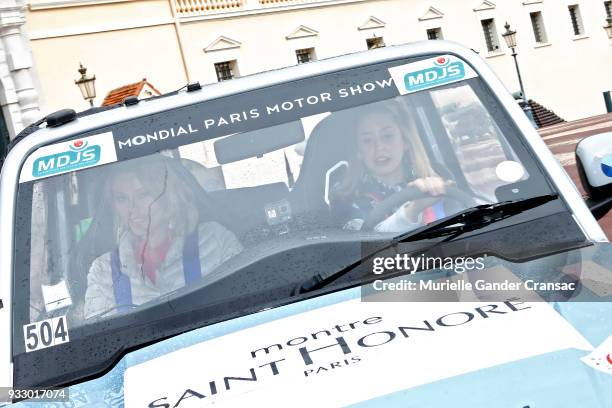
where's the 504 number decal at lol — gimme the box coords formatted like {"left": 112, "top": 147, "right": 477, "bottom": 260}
{"left": 23, "top": 316, "right": 69, "bottom": 352}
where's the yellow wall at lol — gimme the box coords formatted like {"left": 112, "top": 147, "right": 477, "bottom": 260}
{"left": 26, "top": 0, "right": 612, "bottom": 120}
{"left": 26, "top": 0, "right": 185, "bottom": 114}
{"left": 27, "top": 0, "right": 173, "bottom": 33}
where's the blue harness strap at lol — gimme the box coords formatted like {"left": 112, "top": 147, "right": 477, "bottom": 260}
{"left": 182, "top": 230, "right": 202, "bottom": 285}
{"left": 110, "top": 248, "right": 133, "bottom": 313}
{"left": 110, "top": 229, "right": 201, "bottom": 312}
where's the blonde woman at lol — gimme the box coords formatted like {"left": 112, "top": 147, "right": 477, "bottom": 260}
{"left": 84, "top": 154, "right": 242, "bottom": 319}
{"left": 332, "top": 102, "right": 460, "bottom": 232}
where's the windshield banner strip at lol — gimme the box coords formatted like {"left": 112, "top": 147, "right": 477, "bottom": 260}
{"left": 110, "top": 62, "right": 408, "bottom": 162}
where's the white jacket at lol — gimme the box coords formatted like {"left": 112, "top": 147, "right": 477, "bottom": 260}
{"left": 84, "top": 221, "right": 242, "bottom": 319}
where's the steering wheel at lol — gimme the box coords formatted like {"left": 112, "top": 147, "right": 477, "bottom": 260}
{"left": 363, "top": 186, "right": 477, "bottom": 230}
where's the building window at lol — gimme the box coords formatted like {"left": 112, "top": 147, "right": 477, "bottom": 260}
{"left": 605, "top": 1, "right": 611, "bottom": 18}
{"left": 530, "top": 11, "right": 548, "bottom": 43}
{"left": 481, "top": 19, "right": 500, "bottom": 52}
{"left": 568, "top": 5, "right": 585, "bottom": 36}
{"left": 214, "top": 60, "right": 237, "bottom": 82}
{"left": 426, "top": 27, "right": 444, "bottom": 40}
{"left": 295, "top": 48, "right": 316, "bottom": 64}
{"left": 366, "top": 36, "right": 385, "bottom": 49}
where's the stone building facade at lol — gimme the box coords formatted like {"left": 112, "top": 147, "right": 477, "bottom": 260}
{"left": 0, "top": 0, "right": 41, "bottom": 146}
{"left": 15, "top": 0, "right": 612, "bottom": 141}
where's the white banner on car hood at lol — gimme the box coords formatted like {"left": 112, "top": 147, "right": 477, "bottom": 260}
{"left": 125, "top": 300, "right": 592, "bottom": 408}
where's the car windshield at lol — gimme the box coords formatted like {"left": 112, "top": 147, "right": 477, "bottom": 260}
{"left": 11, "top": 54, "right": 560, "bottom": 387}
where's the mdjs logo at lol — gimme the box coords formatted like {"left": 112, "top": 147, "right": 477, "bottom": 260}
{"left": 32, "top": 139, "right": 100, "bottom": 178}
{"left": 20, "top": 132, "right": 116, "bottom": 183}
{"left": 404, "top": 56, "right": 464, "bottom": 92}
{"left": 389, "top": 55, "right": 478, "bottom": 95}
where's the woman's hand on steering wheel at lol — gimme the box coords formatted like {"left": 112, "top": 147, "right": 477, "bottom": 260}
{"left": 363, "top": 181, "right": 475, "bottom": 230}
{"left": 408, "top": 176, "right": 454, "bottom": 196}
{"left": 403, "top": 177, "right": 455, "bottom": 222}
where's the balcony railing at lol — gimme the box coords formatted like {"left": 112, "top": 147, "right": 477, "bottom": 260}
{"left": 175, "top": 0, "right": 342, "bottom": 17}
{"left": 175, "top": 0, "right": 244, "bottom": 16}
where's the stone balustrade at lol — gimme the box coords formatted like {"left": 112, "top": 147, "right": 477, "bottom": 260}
{"left": 175, "top": 0, "right": 334, "bottom": 17}
{"left": 175, "top": 0, "right": 244, "bottom": 16}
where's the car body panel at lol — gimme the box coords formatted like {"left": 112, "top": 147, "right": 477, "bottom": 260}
{"left": 1, "top": 40, "right": 610, "bottom": 402}
{"left": 11, "top": 244, "right": 612, "bottom": 407}
{"left": 540, "top": 116, "right": 612, "bottom": 238}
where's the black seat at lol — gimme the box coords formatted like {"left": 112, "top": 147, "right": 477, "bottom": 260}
{"left": 290, "top": 111, "right": 354, "bottom": 214}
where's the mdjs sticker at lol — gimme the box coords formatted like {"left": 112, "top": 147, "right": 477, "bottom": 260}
{"left": 32, "top": 139, "right": 100, "bottom": 179}
{"left": 388, "top": 55, "right": 478, "bottom": 95}
{"left": 20, "top": 132, "right": 117, "bottom": 183}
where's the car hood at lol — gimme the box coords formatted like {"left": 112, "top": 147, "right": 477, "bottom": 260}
{"left": 15, "top": 244, "right": 612, "bottom": 407}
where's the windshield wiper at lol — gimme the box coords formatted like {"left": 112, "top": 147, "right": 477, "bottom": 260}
{"left": 296, "top": 194, "right": 558, "bottom": 294}
{"left": 394, "top": 193, "right": 559, "bottom": 243}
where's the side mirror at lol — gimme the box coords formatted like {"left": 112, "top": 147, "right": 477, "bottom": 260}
{"left": 575, "top": 132, "right": 612, "bottom": 220}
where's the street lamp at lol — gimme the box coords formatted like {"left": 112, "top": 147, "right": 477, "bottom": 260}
{"left": 604, "top": 17, "right": 612, "bottom": 40}
{"left": 74, "top": 63, "right": 96, "bottom": 107}
{"left": 501, "top": 22, "right": 537, "bottom": 127}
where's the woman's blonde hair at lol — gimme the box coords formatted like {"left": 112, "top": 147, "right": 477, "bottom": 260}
{"left": 105, "top": 154, "right": 200, "bottom": 240}
{"left": 335, "top": 99, "right": 437, "bottom": 196}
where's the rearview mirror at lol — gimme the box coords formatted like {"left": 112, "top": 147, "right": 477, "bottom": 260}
{"left": 214, "top": 121, "right": 305, "bottom": 164}
{"left": 575, "top": 132, "right": 612, "bottom": 220}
